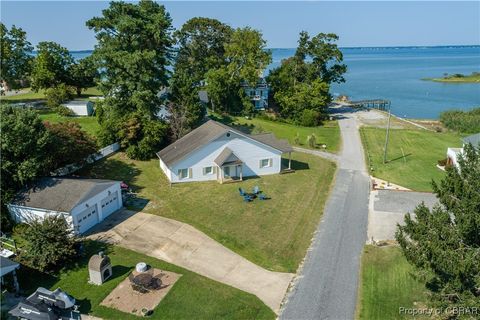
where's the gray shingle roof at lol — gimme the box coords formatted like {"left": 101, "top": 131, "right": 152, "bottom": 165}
{"left": 156, "top": 120, "right": 293, "bottom": 167}
{"left": 214, "top": 147, "right": 243, "bottom": 166}
{"left": 463, "top": 133, "right": 480, "bottom": 147}
{"left": 10, "top": 177, "right": 120, "bottom": 213}
{"left": 250, "top": 133, "right": 293, "bottom": 153}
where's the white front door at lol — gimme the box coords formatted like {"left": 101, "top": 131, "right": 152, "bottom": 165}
{"left": 100, "top": 191, "right": 119, "bottom": 218}
{"left": 76, "top": 205, "right": 99, "bottom": 233}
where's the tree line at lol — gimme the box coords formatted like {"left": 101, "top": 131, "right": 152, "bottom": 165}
{"left": 1, "top": 0, "right": 346, "bottom": 160}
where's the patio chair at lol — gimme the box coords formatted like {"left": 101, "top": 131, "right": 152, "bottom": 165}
{"left": 252, "top": 186, "right": 260, "bottom": 195}
{"left": 243, "top": 195, "right": 253, "bottom": 202}
{"left": 259, "top": 194, "right": 269, "bottom": 200}
{"left": 239, "top": 188, "right": 246, "bottom": 196}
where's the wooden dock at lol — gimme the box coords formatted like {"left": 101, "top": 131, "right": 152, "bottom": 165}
{"left": 349, "top": 99, "right": 391, "bottom": 111}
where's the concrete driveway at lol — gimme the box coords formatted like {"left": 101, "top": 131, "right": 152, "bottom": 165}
{"left": 368, "top": 190, "right": 438, "bottom": 241}
{"left": 87, "top": 210, "right": 293, "bottom": 314}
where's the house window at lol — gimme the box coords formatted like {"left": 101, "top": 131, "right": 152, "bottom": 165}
{"left": 260, "top": 158, "right": 272, "bottom": 168}
{"left": 203, "top": 166, "right": 213, "bottom": 175}
{"left": 178, "top": 168, "right": 190, "bottom": 179}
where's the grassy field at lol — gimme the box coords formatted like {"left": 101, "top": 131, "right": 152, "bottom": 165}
{"left": 79, "top": 151, "right": 336, "bottom": 273}
{"left": 17, "top": 241, "right": 274, "bottom": 320}
{"left": 37, "top": 109, "right": 100, "bottom": 138}
{"left": 423, "top": 72, "right": 480, "bottom": 83}
{"left": 1, "top": 87, "right": 102, "bottom": 102}
{"left": 357, "top": 246, "right": 429, "bottom": 320}
{"left": 211, "top": 114, "right": 341, "bottom": 153}
{"left": 360, "top": 127, "right": 463, "bottom": 191}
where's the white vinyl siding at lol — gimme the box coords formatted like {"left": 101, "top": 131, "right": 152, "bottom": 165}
{"left": 260, "top": 158, "right": 272, "bottom": 168}
{"left": 166, "top": 131, "right": 282, "bottom": 183}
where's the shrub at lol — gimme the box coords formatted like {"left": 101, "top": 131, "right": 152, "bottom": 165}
{"left": 298, "top": 109, "right": 323, "bottom": 127}
{"left": 440, "top": 108, "right": 480, "bottom": 133}
{"left": 307, "top": 133, "right": 317, "bottom": 148}
{"left": 17, "top": 215, "right": 77, "bottom": 272}
{"left": 45, "top": 83, "right": 74, "bottom": 109}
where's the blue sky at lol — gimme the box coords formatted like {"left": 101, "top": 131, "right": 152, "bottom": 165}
{"left": 1, "top": 1, "right": 479, "bottom": 50}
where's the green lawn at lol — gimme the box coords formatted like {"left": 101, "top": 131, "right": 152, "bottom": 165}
{"left": 37, "top": 109, "right": 100, "bottom": 138}
{"left": 1, "top": 87, "right": 102, "bottom": 103}
{"left": 211, "top": 114, "right": 341, "bottom": 153}
{"left": 17, "top": 241, "right": 274, "bottom": 320}
{"left": 357, "top": 246, "right": 429, "bottom": 320}
{"left": 360, "top": 127, "right": 463, "bottom": 191}
{"left": 79, "top": 151, "right": 336, "bottom": 273}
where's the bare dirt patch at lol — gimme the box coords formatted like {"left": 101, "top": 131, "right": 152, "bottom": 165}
{"left": 101, "top": 268, "right": 181, "bottom": 316}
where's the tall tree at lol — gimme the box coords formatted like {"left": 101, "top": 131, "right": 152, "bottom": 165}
{"left": 206, "top": 27, "right": 271, "bottom": 114}
{"left": 86, "top": 0, "right": 173, "bottom": 158}
{"left": 268, "top": 31, "right": 346, "bottom": 122}
{"left": 0, "top": 107, "right": 53, "bottom": 230}
{"left": 170, "top": 17, "right": 232, "bottom": 129}
{"left": 173, "top": 17, "right": 232, "bottom": 86}
{"left": 396, "top": 143, "right": 480, "bottom": 309}
{"left": 68, "top": 56, "right": 99, "bottom": 96}
{"left": 0, "top": 23, "right": 33, "bottom": 90}
{"left": 30, "top": 41, "right": 74, "bottom": 90}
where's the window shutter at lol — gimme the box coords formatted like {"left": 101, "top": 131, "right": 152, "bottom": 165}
{"left": 269, "top": 158, "right": 273, "bottom": 167}
{"left": 213, "top": 166, "right": 217, "bottom": 174}
{"left": 188, "top": 168, "right": 192, "bottom": 178}
{"left": 259, "top": 159, "right": 262, "bottom": 168}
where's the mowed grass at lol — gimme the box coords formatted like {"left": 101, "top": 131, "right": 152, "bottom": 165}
{"left": 357, "top": 246, "right": 429, "bottom": 320}
{"left": 232, "top": 117, "right": 341, "bottom": 153}
{"left": 80, "top": 152, "right": 336, "bottom": 273}
{"left": 1, "top": 87, "right": 102, "bottom": 102}
{"left": 38, "top": 109, "right": 100, "bottom": 138}
{"left": 17, "top": 241, "right": 274, "bottom": 320}
{"left": 360, "top": 127, "right": 463, "bottom": 191}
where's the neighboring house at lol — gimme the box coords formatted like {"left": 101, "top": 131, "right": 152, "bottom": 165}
{"left": 7, "top": 178, "right": 123, "bottom": 234}
{"left": 156, "top": 120, "right": 293, "bottom": 184}
{"left": 446, "top": 133, "right": 480, "bottom": 167}
{"left": 63, "top": 100, "right": 94, "bottom": 116}
{"left": 241, "top": 78, "right": 269, "bottom": 110}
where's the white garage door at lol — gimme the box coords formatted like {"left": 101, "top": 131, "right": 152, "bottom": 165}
{"left": 75, "top": 205, "right": 99, "bottom": 234}
{"left": 101, "top": 191, "right": 119, "bottom": 218}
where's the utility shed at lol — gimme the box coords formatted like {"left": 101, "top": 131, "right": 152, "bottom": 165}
{"left": 63, "top": 100, "right": 94, "bottom": 116}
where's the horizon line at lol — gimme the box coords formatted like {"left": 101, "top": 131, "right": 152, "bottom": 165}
{"left": 63, "top": 44, "right": 480, "bottom": 52}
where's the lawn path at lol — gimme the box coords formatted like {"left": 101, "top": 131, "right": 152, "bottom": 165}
{"left": 281, "top": 106, "right": 370, "bottom": 320}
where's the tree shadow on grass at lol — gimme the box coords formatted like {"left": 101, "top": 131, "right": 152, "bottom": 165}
{"left": 75, "top": 158, "right": 145, "bottom": 194}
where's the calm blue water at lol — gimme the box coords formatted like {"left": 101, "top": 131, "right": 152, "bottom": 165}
{"left": 72, "top": 46, "right": 480, "bottom": 119}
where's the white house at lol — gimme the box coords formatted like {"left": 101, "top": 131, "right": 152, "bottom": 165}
{"left": 62, "top": 100, "right": 94, "bottom": 116}
{"left": 8, "top": 178, "right": 123, "bottom": 234}
{"left": 156, "top": 120, "right": 293, "bottom": 183}
{"left": 446, "top": 133, "right": 480, "bottom": 168}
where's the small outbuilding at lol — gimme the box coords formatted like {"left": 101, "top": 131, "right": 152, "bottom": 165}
{"left": 88, "top": 252, "right": 112, "bottom": 285}
{"left": 63, "top": 100, "right": 94, "bottom": 116}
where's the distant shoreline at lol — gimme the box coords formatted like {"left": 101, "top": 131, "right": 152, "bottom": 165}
{"left": 422, "top": 72, "right": 480, "bottom": 83}
{"left": 59, "top": 44, "right": 480, "bottom": 54}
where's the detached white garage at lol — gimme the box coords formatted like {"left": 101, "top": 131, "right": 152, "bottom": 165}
{"left": 8, "top": 177, "right": 123, "bottom": 234}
